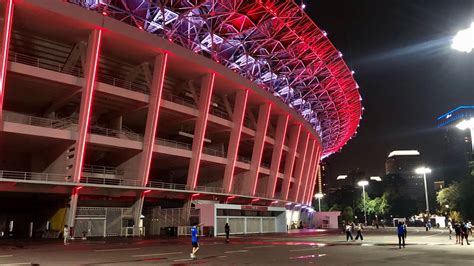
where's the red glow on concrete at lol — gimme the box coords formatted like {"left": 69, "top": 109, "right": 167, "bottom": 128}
{"left": 227, "top": 89, "right": 248, "bottom": 193}
{"left": 143, "top": 54, "right": 168, "bottom": 185}
{"left": 102, "top": 11, "right": 108, "bottom": 16}
{"left": 74, "top": 29, "right": 102, "bottom": 183}
{"left": 252, "top": 103, "right": 272, "bottom": 196}
{"left": 190, "top": 73, "right": 215, "bottom": 189}
{"left": 283, "top": 124, "right": 301, "bottom": 200}
{"left": 270, "top": 114, "right": 289, "bottom": 198}
{"left": 0, "top": 0, "right": 14, "bottom": 121}
{"left": 143, "top": 189, "right": 152, "bottom": 194}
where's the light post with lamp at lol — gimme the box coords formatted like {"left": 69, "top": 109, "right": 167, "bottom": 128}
{"left": 315, "top": 193, "right": 324, "bottom": 212}
{"left": 415, "top": 167, "right": 432, "bottom": 215}
{"left": 357, "top": 180, "right": 369, "bottom": 226}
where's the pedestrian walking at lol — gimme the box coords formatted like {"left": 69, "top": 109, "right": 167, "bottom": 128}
{"left": 224, "top": 223, "right": 230, "bottom": 243}
{"left": 467, "top": 221, "right": 472, "bottom": 236}
{"left": 355, "top": 223, "right": 364, "bottom": 241}
{"left": 447, "top": 220, "right": 453, "bottom": 240}
{"left": 454, "top": 221, "right": 461, "bottom": 244}
{"left": 190, "top": 223, "right": 201, "bottom": 259}
{"left": 461, "top": 222, "right": 470, "bottom": 245}
{"left": 397, "top": 222, "right": 406, "bottom": 249}
{"left": 345, "top": 224, "right": 353, "bottom": 241}
{"left": 63, "top": 225, "right": 70, "bottom": 245}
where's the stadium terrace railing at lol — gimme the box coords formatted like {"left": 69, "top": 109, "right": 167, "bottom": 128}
{"left": 202, "top": 146, "right": 227, "bottom": 157}
{"left": 0, "top": 170, "right": 72, "bottom": 183}
{"left": 162, "top": 91, "right": 197, "bottom": 108}
{"left": 9, "top": 52, "right": 83, "bottom": 77}
{"left": 96, "top": 73, "right": 149, "bottom": 94}
{"left": 3, "top": 111, "right": 78, "bottom": 130}
{"left": 0, "top": 170, "right": 275, "bottom": 199}
{"left": 155, "top": 138, "right": 192, "bottom": 150}
{"left": 82, "top": 164, "right": 125, "bottom": 176}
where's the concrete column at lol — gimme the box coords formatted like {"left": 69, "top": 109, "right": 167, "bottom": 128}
{"left": 223, "top": 89, "right": 248, "bottom": 193}
{"left": 65, "top": 187, "right": 80, "bottom": 228}
{"left": 186, "top": 73, "right": 215, "bottom": 189}
{"left": 306, "top": 147, "right": 322, "bottom": 205}
{"left": 137, "top": 54, "right": 168, "bottom": 186}
{"left": 289, "top": 132, "right": 310, "bottom": 201}
{"left": 132, "top": 192, "right": 145, "bottom": 235}
{"left": 71, "top": 29, "right": 102, "bottom": 183}
{"left": 297, "top": 139, "right": 315, "bottom": 203}
{"left": 282, "top": 125, "right": 301, "bottom": 200}
{"left": 245, "top": 103, "right": 271, "bottom": 195}
{"left": 0, "top": 0, "right": 14, "bottom": 126}
{"left": 302, "top": 145, "right": 320, "bottom": 204}
{"left": 67, "top": 29, "right": 102, "bottom": 227}
{"left": 266, "top": 115, "right": 289, "bottom": 197}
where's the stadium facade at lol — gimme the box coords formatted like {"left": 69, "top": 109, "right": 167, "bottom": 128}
{"left": 0, "top": 0, "right": 361, "bottom": 237}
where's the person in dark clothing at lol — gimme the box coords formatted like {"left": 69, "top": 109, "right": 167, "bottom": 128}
{"left": 355, "top": 223, "right": 364, "bottom": 241}
{"left": 454, "top": 221, "right": 461, "bottom": 244}
{"left": 224, "top": 223, "right": 230, "bottom": 243}
{"left": 461, "top": 222, "right": 470, "bottom": 245}
{"left": 397, "top": 222, "right": 406, "bottom": 249}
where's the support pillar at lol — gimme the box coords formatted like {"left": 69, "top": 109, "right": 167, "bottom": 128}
{"left": 303, "top": 145, "right": 320, "bottom": 204}
{"left": 289, "top": 132, "right": 310, "bottom": 202}
{"left": 223, "top": 89, "right": 248, "bottom": 193}
{"left": 67, "top": 29, "right": 102, "bottom": 227}
{"left": 282, "top": 125, "right": 301, "bottom": 200}
{"left": 266, "top": 115, "right": 289, "bottom": 197}
{"left": 186, "top": 73, "right": 215, "bottom": 189}
{"left": 0, "top": 0, "right": 14, "bottom": 126}
{"left": 137, "top": 54, "right": 168, "bottom": 187}
{"left": 244, "top": 103, "right": 271, "bottom": 195}
{"left": 308, "top": 147, "right": 322, "bottom": 205}
{"left": 297, "top": 139, "right": 315, "bottom": 203}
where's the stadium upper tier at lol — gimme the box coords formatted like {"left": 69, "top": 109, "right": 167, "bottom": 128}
{"left": 70, "top": 0, "right": 362, "bottom": 157}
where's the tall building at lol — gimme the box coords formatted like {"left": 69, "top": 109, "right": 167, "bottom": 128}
{"left": 0, "top": 0, "right": 361, "bottom": 237}
{"left": 384, "top": 150, "right": 425, "bottom": 203}
{"left": 437, "top": 106, "right": 474, "bottom": 183}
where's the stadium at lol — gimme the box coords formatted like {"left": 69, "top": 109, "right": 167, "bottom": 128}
{"left": 0, "top": 0, "right": 361, "bottom": 237}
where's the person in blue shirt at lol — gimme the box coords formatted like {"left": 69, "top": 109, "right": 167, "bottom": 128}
{"left": 190, "top": 223, "right": 201, "bottom": 259}
{"left": 397, "top": 222, "right": 406, "bottom": 249}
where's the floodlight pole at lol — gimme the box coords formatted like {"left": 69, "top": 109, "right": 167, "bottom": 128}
{"left": 362, "top": 185, "right": 367, "bottom": 226}
{"left": 422, "top": 171, "right": 429, "bottom": 215}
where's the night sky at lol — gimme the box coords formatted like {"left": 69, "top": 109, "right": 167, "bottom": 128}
{"left": 305, "top": 1, "right": 474, "bottom": 180}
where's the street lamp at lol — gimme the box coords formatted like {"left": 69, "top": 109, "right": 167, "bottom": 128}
{"left": 415, "top": 167, "right": 432, "bottom": 215}
{"left": 451, "top": 22, "right": 474, "bottom": 53}
{"left": 357, "top": 180, "right": 369, "bottom": 226}
{"left": 314, "top": 193, "right": 324, "bottom": 212}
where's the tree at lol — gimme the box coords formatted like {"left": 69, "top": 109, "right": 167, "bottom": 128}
{"left": 341, "top": 206, "right": 354, "bottom": 223}
{"left": 357, "top": 192, "right": 390, "bottom": 219}
{"left": 437, "top": 177, "right": 474, "bottom": 220}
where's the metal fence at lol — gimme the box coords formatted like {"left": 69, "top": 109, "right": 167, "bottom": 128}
{"left": 9, "top": 52, "right": 83, "bottom": 77}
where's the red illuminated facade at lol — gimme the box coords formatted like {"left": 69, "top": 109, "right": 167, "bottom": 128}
{"left": 0, "top": 0, "right": 361, "bottom": 235}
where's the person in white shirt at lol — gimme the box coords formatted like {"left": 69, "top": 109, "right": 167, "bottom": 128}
{"left": 63, "top": 225, "right": 70, "bottom": 245}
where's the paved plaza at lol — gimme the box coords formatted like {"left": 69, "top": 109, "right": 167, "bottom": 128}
{"left": 0, "top": 228, "right": 472, "bottom": 265}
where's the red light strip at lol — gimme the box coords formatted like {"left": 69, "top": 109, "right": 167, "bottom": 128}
{"left": 295, "top": 136, "right": 314, "bottom": 202}
{"left": 302, "top": 142, "right": 318, "bottom": 203}
{"left": 306, "top": 147, "right": 322, "bottom": 205}
{"left": 291, "top": 132, "right": 309, "bottom": 201}
{"left": 298, "top": 139, "right": 315, "bottom": 203}
{"left": 142, "top": 54, "right": 168, "bottom": 185}
{"left": 189, "top": 73, "right": 215, "bottom": 189}
{"left": 73, "top": 29, "right": 102, "bottom": 183}
{"left": 225, "top": 89, "right": 248, "bottom": 193}
{"left": 0, "top": 0, "right": 14, "bottom": 122}
{"left": 269, "top": 115, "right": 289, "bottom": 198}
{"left": 283, "top": 124, "right": 301, "bottom": 200}
{"left": 252, "top": 103, "right": 272, "bottom": 196}
{"left": 304, "top": 145, "right": 320, "bottom": 204}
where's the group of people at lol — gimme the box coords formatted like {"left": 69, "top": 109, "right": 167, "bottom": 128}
{"left": 448, "top": 220, "right": 471, "bottom": 245}
{"left": 344, "top": 222, "right": 364, "bottom": 241}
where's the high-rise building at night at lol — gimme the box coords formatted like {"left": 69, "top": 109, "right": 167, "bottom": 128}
{"left": 385, "top": 150, "right": 425, "bottom": 202}
{"left": 0, "top": 0, "right": 361, "bottom": 238}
